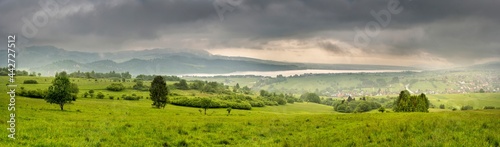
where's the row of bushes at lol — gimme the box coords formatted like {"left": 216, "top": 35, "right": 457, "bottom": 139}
{"left": 333, "top": 101, "right": 382, "bottom": 113}
{"left": 18, "top": 89, "right": 46, "bottom": 99}
{"left": 121, "top": 94, "right": 143, "bottom": 100}
{"left": 23, "top": 80, "right": 38, "bottom": 84}
{"left": 170, "top": 97, "right": 252, "bottom": 110}
{"left": 461, "top": 105, "right": 500, "bottom": 110}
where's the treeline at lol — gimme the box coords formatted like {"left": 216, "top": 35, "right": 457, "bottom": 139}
{"left": 172, "top": 80, "right": 236, "bottom": 94}
{"left": 68, "top": 70, "right": 132, "bottom": 79}
{"left": 0, "top": 67, "right": 39, "bottom": 76}
{"left": 136, "top": 74, "right": 181, "bottom": 81}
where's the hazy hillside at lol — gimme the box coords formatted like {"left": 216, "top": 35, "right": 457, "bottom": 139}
{"left": 2, "top": 46, "right": 418, "bottom": 76}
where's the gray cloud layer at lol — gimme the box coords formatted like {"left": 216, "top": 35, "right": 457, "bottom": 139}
{"left": 0, "top": 0, "right": 499, "bottom": 65}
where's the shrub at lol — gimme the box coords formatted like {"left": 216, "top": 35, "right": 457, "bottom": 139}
{"left": 277, "top": 98, "right": 287, "bottom": 105}
{"left": 123, "top": 94, "right": 140, "bottom": 100}
{"left": 483, "top": 106, "right": 495, "bottom": 109}
{"left": 264, "top": 100, "right": 278, "bottom": 106}
{"left": 89, "top": 90, "right": 95, "bottom": 98}
{"left": 23, "top": 80, "right": 38, "bottom": 84}
{"left": 133, "top": 80, "right": 149, "bottom": 91}
{"left": 96, "top": 92, "right": 105, "bottom": 99}
{"left": 109, "top": 96, "right": 115, "bottom": 100}
{"left": 106, "top": 83, "right": 125, "bottom": 91}
{"left": 378, "top": 107, "right": 386, "bottom": 113}
{"left": 249, "top": 101, "right": 265, "bottom": 107}
{"left": 439, "top": 104, "right": 445, "bottom": 109}
{"left": 461, "top": 105, "right": 473, "bottom": 111}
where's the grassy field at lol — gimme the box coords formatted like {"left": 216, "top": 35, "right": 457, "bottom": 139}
{"left": 1, "top": 76, "right": 500, "bottom": 146}
{"left": 1, "top": 97, "right": 499, "bottom": 146}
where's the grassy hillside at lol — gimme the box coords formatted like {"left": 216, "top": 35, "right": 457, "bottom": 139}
{"left": 427, "top": 93, "right": 500, "bottom": 109}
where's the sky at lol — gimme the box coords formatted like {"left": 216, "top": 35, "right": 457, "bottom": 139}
{"left": 1, "top": 0, "right": 499, "bottom": 68}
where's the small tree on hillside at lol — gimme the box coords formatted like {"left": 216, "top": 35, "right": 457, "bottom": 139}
{"left": 45, "top": 72, "right": 75, "bottom": 111}
{"left": 227, "top": 107, "right": 232, "bottom": 116}
{"left": 89, "top": 90, "right": 95, "bottom": 98}
{"left": 150, "top": 76, "right": 169, "bottom": 108}
{"left": 378, "top": 107, "right": 386, "bottom": 113}
{"left": 200, "top": 98, "right": 213, "bottom": 115}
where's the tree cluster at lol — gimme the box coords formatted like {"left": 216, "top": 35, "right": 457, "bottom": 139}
{"left": 333, "top": 100, "right": 382, "bottom": 113}
{"left": 259, "top": 90, "right": 298, "bottom": 105}
{"left": 393, "top": 90, "right": 430, "bottom": 112}
{"left": 69, "top": 70, "right": 132, "bottom": 79}
{"left": 0, "top": 67, "right": 31, "bottom": 76}
{"left": 189, "top": 80, "right": 231, "bottom": 94}
{"left": 136, "top": 74, "right": 181, "bottom": 81}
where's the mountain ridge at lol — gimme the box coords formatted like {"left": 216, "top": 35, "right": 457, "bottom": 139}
{"left": 1, "top": 46, "right": 419, "bottom": 76}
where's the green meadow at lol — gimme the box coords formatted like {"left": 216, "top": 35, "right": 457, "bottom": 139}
{"left": 1, "top": 76, "right": 500, "bottom": 146}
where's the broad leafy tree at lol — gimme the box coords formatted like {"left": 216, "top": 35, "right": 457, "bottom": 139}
{"left": 200, "top": 98, "right": 213, "bottom": 115}
{"left": 45, "top": 72, "right": 76, "bottom": 111}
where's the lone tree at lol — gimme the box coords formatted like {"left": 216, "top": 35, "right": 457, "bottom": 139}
{"left": 227, "top": 107, "right": 232, "bottom": 116}
{"left": 150, "top": 76, "right": 169, "bottom": 108}
{"left": 45, "top": 72, "right": 77, "bottom": 110}
{"left": 200, "top": 98, "right": 213, "bottom": 115}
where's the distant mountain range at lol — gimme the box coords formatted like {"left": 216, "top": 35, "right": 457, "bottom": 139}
{"left": 1, "top": 46, "right": 419, "bottom": 76}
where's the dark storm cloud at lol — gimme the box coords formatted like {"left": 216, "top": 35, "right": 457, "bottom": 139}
{"left": 318, "top": 41, "right": 345, "bottom": 54}
{"left": 0, "top": 0, "right": 499, "bottom": 64}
